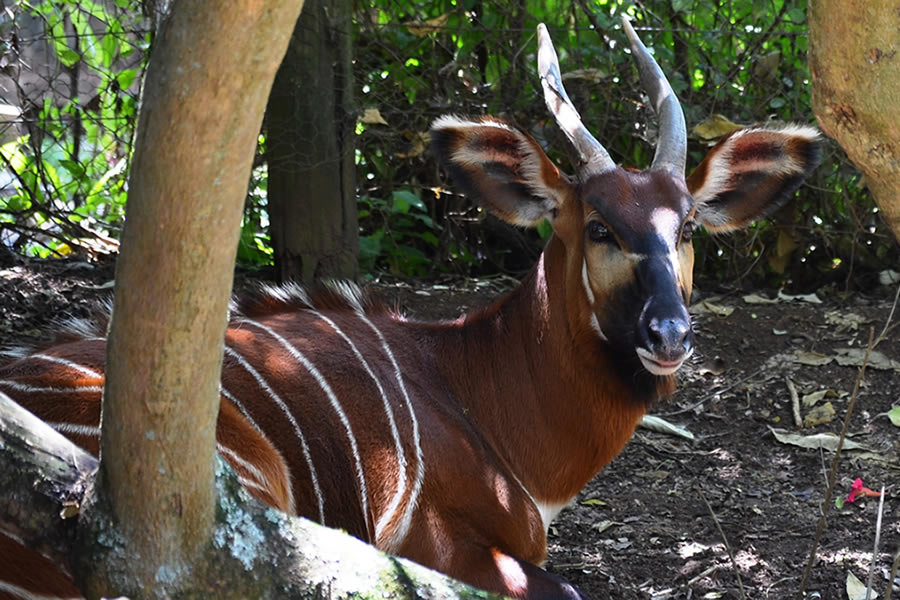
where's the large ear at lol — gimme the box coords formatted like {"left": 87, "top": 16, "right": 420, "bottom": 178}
{"left": 430, "top": 115, "right": 574, "bottom": 227}
{"left": 687, "top": 125, "right": 823, "bottom": 233}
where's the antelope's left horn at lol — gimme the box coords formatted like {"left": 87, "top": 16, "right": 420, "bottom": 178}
{"left": 621, "top": 16, "right": 687, "bottom": 174}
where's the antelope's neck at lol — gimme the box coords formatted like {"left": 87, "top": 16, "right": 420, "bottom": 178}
{"left": 430, "top": 239, "right": 652, "bottom": 508}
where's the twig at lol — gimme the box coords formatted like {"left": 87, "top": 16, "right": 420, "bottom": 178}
{"left": 698, "top": 489, "right": 746, "bottom": 600}
{"left": 875, "top": 282, "right": 900, "bottom": 347}
{"left": 796, "top": 327, "right": 876, "bottom": 599}
{"left": 662, "top": 366, "right": 764, "bottom": 417}
{"left": 786, "top": 376, "right": 802, "bottom": 428}
{"left": 687, "top": 564, "right": 720, "bottom": 586}
{"left": 866, "top": 485, "right": 886, "bottom": 600}
{"left": 886, "top": 548, "right": 900, "bottom": 600}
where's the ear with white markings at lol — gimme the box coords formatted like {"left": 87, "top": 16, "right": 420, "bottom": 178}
{"left": 686, "top": 125, "right": 823, "bottom": 233}
{"left": 430, "top": 116, "right": 574, "bottom": 227}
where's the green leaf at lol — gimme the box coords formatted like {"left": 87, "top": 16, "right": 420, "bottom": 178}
{"left": 359, "top": 233, "right": 383, "bottom": 261}
{"left": 769, "top": 97, "right": 786, "bottom": 109}
{"left": 419, "top": 231, "right": 439, "bottom": 247}
{"left": 536, "top": 219, "right": 553, "bottom": 240}
{"left": 101, "top": 34, "right": 119, "bottom": 68}
{"left": 391, "top": 189, "right": 424, "bottom": 214}
{"left": 56, "top": 47, "right": 81, "bottom": 68}
{"left": 59, "top": 159, "right": 85, "bottom": 179}
{"left": 117, "top": 68, "right": 138, "bottom": 90}
{"left": 580, "top": 498, "right": 607, "bottom": 507}
{"left": 887, "top": 406, "right": 900, "bottom": 427}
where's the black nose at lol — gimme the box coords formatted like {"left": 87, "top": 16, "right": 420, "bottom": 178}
{"left": 645, "top": 316, "right": 693, "bottom": 360}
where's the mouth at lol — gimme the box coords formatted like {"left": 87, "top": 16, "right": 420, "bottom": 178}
{"left": 636, "top": 347, "right": 693, "bottom": 376}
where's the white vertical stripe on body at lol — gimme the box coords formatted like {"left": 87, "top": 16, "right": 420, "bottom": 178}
{"left": 237, "top": 319, "right": 371, "bottom": 538}
{"left": 309, "top": 309, "right": 409, "bottom": 546}
{"left": 223, "top": 344, "right": 325, "bottom": 524}
{"left": 356, "top": 312, "right": 425, "bottom": 551}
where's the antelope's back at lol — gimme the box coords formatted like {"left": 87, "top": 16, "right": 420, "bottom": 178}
{"left": 0, "top": 283, "right": 510, "bottom": 555}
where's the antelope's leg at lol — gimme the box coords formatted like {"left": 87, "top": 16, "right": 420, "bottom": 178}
{"left": 454, "top": 545, "right": 584, "bottom": 600}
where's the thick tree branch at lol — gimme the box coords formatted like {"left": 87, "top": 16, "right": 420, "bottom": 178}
{"left": 0, "top": 392, "right": 499, "bottom": 599}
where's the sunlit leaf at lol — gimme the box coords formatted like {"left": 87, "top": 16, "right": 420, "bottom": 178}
{"left": 405, "top": 14, "right": 449, "bottom": 37}
{"left": 692, "top": 114, "right": 744, "bottom": 140}
{"left": 359, "top": 108, "right": 388, "bottom": 126}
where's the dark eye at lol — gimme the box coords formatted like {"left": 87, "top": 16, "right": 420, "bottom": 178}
{"left": 681, "top": 220, "right": 696, "bottom": 242}
{"left": 586, "top": 221, "right": 610, "bottom": 243}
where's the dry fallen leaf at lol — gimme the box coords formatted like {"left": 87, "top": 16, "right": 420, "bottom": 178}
{"left": 743, "top": 293, "right": 779, "bottom": 304}
{"left": 640, "top": 415, "right": 695, "bottom": 440}
{"left": 777, "top": 290, "right": 822, "bottom": 304}
{"left": 846, "top": 571, "right": 876, "bottom": 600}
{"left": 803, "top": 402, "right": 835, "bottom": 427}
{"left": 834, "top": 348, "right": 900, "bottom": 372}
{"left": 591, "top": 520, "right": 617, "bottom": 534}
{"left": 801, "top": 390, "right": 830, "bottom": 408}
{"left": 768, "top": 427, "right": 868, "bottom": 451}
{"left": 395, "top": 131, "right": 429, "bottom": 159}
{"left": 793, "top": 351, "right": 833, "bottom": 367}
{"left": 879, "top": 269, "right": 900, "bottom": 285}
{"left": 581, "top": 498, "right": 607, "bottom": 507}
{"left": 824, "top": 310, "right": 867, "bottom": 332}
{"left": 689, "top": 299, "right": 734, "bottom": 317}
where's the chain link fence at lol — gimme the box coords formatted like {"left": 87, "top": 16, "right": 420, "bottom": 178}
{"left": 0, "top": 0, "right": 148, "bottom": 258}
{"left": 0, "top": 1, "right": 892, "bottom": 287}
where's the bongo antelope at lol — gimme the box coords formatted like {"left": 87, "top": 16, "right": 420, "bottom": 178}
{"left": 0, "top": 18, "right": 821, "bottom": 600}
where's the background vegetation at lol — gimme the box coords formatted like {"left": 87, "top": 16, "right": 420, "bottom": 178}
{"left": 0, "top": 0, "right": 896, "bottom": 290}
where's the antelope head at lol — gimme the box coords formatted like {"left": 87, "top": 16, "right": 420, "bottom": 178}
{"left": 431, "top": 18, "right": 821, "bottom": 384}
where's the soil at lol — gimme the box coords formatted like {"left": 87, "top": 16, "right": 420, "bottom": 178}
{"left": 1, "top": 254, "right": 898, "bottom": 600}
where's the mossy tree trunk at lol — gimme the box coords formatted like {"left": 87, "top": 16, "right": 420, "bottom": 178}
{"left": 808, "top": 0, "right": 900, "bottom": 244}
{"left": 266, "top": 0, "right": 359, "bottom": 284}
{"left": 77, "top": 0, "right": 304, "bottom": 595}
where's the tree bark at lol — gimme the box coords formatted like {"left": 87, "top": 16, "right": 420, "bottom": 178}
{"left": 0, "top": 392, "right": 499, "bottom": 599}
{"left": 88, "top": 0, "right": 305, "bottom": 595}
{"left": 808, "top": 0, "right": 900, "bottom": 243}
{"left": 267, "top": 0, "right": 359, "bottom": 283}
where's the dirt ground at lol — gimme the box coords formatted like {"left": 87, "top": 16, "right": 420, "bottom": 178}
{"left": 0, "top": 254, "right": 898, "bottom": 600}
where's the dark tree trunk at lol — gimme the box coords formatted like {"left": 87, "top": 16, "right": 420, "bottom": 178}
{"left": 267, "top": 0, "right": 359, "bottom": 283}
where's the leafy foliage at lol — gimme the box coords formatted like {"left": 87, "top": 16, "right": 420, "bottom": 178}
{"left": 0, "top": 1, "right": 148, "bottom": 257}
{"left": 0, "top": 0, "right": 896, "bottom": 288}
{"left": 352, "top": 0, "right": 896, "bottom": 286}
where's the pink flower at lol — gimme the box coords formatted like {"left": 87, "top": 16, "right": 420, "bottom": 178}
{"left": 845, "top": 478, "right": 882, "bottom": 503}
